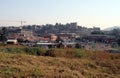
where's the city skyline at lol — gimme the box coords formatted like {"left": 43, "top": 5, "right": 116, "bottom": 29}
{"left": 0, "top": 0, "right": 120, "bottom": 29}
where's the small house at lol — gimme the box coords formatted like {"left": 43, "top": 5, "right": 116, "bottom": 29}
{"left": 7, "top": 38, "right": 18, "bottom": 44}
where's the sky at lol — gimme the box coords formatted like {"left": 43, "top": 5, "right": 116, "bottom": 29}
{"left": 0, "top": 0, "right": 120, "bottom": 29}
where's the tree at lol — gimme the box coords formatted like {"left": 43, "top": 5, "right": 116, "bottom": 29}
{"left": 0, "top": 27, "right": 8, "bottom": 44}
{"left": 55, "top": 36, "right": 63, "bottom": 43}
{"left": 55, "top": 36, "right": 64, "bottom": 48}
{"left": 75, "top": 43, "right": 81, "bottom": 48}
{"left": 111, "top": 29, "right": 120, "bottom": 39}
{"left": 117, "top": 38, "right": 120, "bottom": 46}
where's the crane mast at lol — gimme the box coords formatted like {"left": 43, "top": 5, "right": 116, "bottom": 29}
{"left": 0, "top": 20, "right": 26, "bottom": 26}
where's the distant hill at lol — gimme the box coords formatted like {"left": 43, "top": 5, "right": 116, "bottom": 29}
{"left": 104, "top": 26, "right": 120, "bottom": 31}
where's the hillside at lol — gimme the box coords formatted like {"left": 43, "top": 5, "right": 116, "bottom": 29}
{"left": 0, "top": 46, "right": 120, "bottom": 78}
{"left": 104, "top": 26, "right": 120, "bottom": 31}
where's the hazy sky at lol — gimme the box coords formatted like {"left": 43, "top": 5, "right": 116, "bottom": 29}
{"left": 0, "top": 0, "right": 120, "bottom": 29}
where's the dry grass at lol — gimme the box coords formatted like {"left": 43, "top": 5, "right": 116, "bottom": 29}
{"left": 0, "top": 45, "right": 120, "bottom": 78}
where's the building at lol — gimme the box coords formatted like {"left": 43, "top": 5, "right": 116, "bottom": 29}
{"left": 83, "top": 34, "right": 116, "bottom": 43}
{"left": 7, "top": 38, "right": 18, "bottom": 44}
{"left": 18, "top": 30, "right": 36, "bottom": 41}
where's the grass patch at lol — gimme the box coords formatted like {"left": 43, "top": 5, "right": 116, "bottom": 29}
{"left": 0, "top": 51, "right": 119, "bottom": 77}
{"left": 0, "top": 45, "right": 119, "bottom": 77}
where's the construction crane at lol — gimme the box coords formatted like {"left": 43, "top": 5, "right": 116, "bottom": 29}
{"left": 0, "top": 20, "right": 26, "bottom": 26}
{"left": 20, "top": 20, "right": 26, "bottom": 26}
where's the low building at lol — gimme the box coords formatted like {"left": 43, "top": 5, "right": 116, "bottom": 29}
{"left": 83, "top": 34, "right": 116, "bottom": 43}
{"left": 7, "top": 38, "right": 18, "bottom": 44}
{"left": 36, "top": 42, "right": 58, "bottom": 48}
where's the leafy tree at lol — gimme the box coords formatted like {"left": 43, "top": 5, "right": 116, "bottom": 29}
{"left": 117, "top": 38, "right": 120, "bottom": 46}
{"left": 55, "top": 36, "right": 63, "bottom": 43}
{"left": 55, "top": 36, "right": 64, "bottom": 48}
{"left": 111, "top": 29, "right": 120, "bottom": 38}
{"left": 75, "top": 43, "right": 81, "bottom": 48}
{"left": 0, "top": 27, "right": 8, "bottom": 44}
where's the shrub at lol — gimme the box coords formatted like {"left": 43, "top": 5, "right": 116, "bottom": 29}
{"left": 30, "top": 68, "right": 44, "bottom": 77}
{"left": 45, "top": 49, "right": 55, "bottom": 57}
{"left": 0, "top": 47, "right": 25, "bottom": 53}
{"left": 25, "top": 47, "right": 46, "bottom": 56}
{"left": 74, "top": 49, "right": 91, "bottom": 58}
{"left": 0, "top": 46, "right": 47, "bottom": 56}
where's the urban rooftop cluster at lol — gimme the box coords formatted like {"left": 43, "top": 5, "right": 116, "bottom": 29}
{"left": 0, "top": 22, "right": 120, "bottom": 52}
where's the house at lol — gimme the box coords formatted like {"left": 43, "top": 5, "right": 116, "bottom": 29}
{"left": 43, "top": 34, "right": 57, "bottom": 42}
{"left": 7, "top": 38, "right": 18, "bottom": 44}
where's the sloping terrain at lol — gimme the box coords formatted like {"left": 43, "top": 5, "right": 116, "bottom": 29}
{"left": 104, "top": 26, "right": 120, "bottom": 31}
{"left": 0, "top": 46, "right": 120, "bottom": 78}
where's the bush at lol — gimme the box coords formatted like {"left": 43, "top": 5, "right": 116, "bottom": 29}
{"left": 25, "top": 47, "right": 46, "bottom": 56}
{"left": 0, "top": 47, "right": 25, "bottom": 53}
{"left": 74, "top": 49, "right": 90, "bottom": 58}
{"left": 75, "top": 43, "right": 82, "bottom": 48}
{"left": 0, "top": 46, "right": 47, "bottom": 56}
{"left": 30, "top": 68, "right": 44, "bottom": 77}
{"left": 45, "top": 49, "right": 55, "bottom": 57}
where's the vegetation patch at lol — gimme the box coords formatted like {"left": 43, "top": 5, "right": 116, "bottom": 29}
{"left": 0, "top": 45, "right": 119, "bottom": 77}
